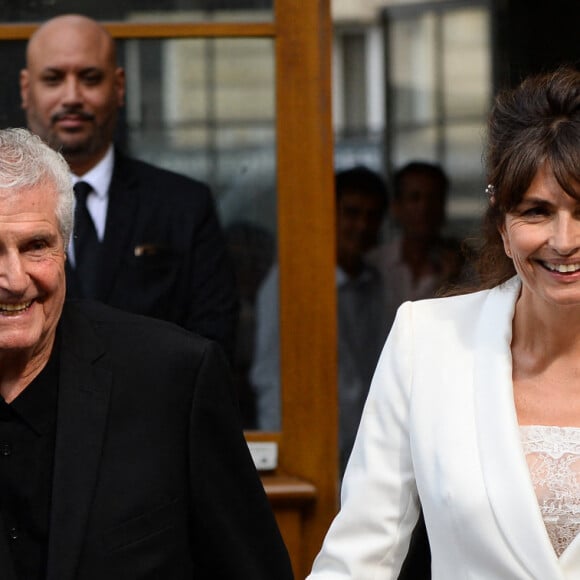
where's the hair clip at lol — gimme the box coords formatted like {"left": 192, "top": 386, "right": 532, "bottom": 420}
{"left": 485, "top": 184, "right": 496, "bottom": 204}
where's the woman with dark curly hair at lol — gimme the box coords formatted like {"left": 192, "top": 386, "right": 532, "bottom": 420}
{"left": 307, "top": 65, "right": 580, "bottom": 579}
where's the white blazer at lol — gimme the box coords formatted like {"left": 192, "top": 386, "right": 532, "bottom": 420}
{"left": 307, "top": 277, "right": 580, "bottom": 579}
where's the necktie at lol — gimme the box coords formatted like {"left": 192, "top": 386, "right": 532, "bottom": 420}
{"left": 73, "top": 181, "right": 101, "bottom": 299}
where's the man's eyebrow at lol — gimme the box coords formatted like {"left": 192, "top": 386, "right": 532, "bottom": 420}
{"left": 26, "top": 230, "right": 58, "bottom": 241}
{"left": 79, "top": 67, "right": 104, "bottom": 74}
{"left": 40, "top": 66, "right": 103, "bottom": 75}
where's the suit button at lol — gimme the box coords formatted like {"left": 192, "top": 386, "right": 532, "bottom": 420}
{"left": 0, "top": 442, "right": 11, "bottom": 456}
{"left": 8, "top": 527, "right": 18, "bottom": 540}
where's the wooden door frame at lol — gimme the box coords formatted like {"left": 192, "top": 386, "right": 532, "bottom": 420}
{"left": 274, "top": 0, "right": 338, "bottom": 572}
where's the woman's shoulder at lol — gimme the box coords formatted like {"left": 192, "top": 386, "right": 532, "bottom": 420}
{"left": 398, "top": 276, "right": 520, "bottom": 324}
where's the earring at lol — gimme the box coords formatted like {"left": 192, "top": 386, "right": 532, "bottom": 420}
{"left": 486, "top": 184, "right": 496, "bottom": 205}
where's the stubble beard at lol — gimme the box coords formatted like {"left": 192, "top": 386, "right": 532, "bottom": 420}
{"left": 27, "top": 109, "right": 116, "bottom": 170}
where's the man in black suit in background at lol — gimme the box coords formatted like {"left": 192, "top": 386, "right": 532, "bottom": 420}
{"left": 19, "top": 14, "right": 238, "bottom": 357}
{"left": 0, "top": 127, "right": 292, "bottom": 579}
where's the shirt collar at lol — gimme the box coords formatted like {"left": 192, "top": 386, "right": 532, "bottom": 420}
{"left": 4, "top": 339, "right": 60, "bottom": 435}
{"left": 71, "top": 144, "right": 114, "bottom": 200}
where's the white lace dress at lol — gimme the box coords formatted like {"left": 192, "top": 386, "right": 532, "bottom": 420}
{"left": 520, "top": 425, "right": 580, "bottom": 557}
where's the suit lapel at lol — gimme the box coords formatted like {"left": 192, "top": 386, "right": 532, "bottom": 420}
{"left": 474, "top": 277, "right": 564, "bottom": 579}
{"left": 560, "top": 533, "right": 580, "bottom": 576}
{"left": 46, "top": 304, "right": 112, "bottom": 580}
{"left": 64, "top": 260, "right": 82, "bottom": 299}
{"left": 98, "top": 152, "right": 140, "bottom": 301}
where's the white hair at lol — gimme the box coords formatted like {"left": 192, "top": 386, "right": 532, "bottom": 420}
{"left": 0, "top": 127, "right": 74, "bottom": 244}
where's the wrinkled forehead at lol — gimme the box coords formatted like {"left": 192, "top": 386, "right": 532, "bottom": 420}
{"left": 0, "top": 181, "right": 58, "bottom": 208}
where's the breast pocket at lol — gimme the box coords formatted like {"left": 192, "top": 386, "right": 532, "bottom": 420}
{"left": 126, "top": 244, "right": 181, "bottom": 273}
{"left": 103, "top": 497, "right": 186, "bottom": 553}
{"left": 116, "top": 247, "right": 183, "bottom": 316}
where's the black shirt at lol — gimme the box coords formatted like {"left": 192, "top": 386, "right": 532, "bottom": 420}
{"left": 0, "top": 345, "right": 59, "bottom": 580}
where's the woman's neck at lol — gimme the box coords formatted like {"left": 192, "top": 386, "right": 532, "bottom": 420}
{"left": 512, "top": 292, "right": 580, "bottom": 367}
{"left": 512, "top": 293, "right": 580, "bottom": 427}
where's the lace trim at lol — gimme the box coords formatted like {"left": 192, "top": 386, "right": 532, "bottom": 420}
{"left": 520, "top": 425, "right": 580, "bottom": 557}
{"left": 521, "top": 425, "right": 580, "bottom": 458}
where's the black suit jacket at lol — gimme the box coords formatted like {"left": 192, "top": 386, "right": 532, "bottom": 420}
{"left": 0, "top": 301, "right": 292, "bottom": 580}
{"left": 66, "top": 152, "right": 238, "bottom": 357}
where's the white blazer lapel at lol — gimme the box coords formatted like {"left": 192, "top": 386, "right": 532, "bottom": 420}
{"left": 474, "top": 277, "right": 563, "bottom": 580}
{"left": 560, "top": 533, "right": 580, "bottom": 576}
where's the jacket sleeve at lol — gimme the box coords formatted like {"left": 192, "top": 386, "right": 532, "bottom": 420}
{"left": 188, "top": 340, "right": 294, "bottom": 579}
{"left": 307, "top": 302, "right": 420, "bottom": 579}
{"left": 184, "top": 187, "right": 239, "bottom": 361}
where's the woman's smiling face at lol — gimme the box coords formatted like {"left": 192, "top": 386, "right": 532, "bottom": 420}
{"left": 501, "top": 162, "right": 580, "bottom": 309}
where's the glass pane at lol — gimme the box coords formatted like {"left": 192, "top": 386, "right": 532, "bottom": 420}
{"left": 390, "top": 13, "right": 437, "bottom": 126}
{"left": 125, "top": 39, "right": 275, "bottom": 206}
{"left": 392, "top": 126, "right": 438, "bottom": 168}
{"left": 444, "top": 123, "right": 487, "bottom": 239}
{"left": 442, "top": 9, "right": 491, "bottom": 118}
{"left": 388, "top": 5, "right": 490, "bottom": 241}
{"left": 342, "top": 33, "right": 368, "bottom": 131}
{"left": 124, "top": 38, "right": 277, "bottom": 430}
{"left": 0, "top": 41, "right": 26, "bottom": 129}
{"left": 0, "top": 2, "right": 272, "bottom": 22}
{"left": 442, "top": 8, "right": 491, "bottom": 240}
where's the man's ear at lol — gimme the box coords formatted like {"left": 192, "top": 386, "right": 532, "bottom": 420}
{"left": 115, "top": 67, "right": 126, "bottom": 108}
{"left": 19, "top": 69, "right": 30, "bottom": 110}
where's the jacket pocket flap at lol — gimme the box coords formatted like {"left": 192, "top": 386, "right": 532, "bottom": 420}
{"left": 103, "top": 497, "right": 184, "bottom": 552}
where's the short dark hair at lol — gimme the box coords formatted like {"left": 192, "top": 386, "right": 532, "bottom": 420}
{"left": 477, "top": 65, "right": 580, "bottom": 288}
{"left": 393, "top": 161, "right": 449, "bottom": 202}
{"left": 335, "top": 165, "right": 389, "bottom": 214}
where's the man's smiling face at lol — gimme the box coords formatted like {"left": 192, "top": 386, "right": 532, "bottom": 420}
{"left": 0, "top": 181, "right": 66, "bottom": 359}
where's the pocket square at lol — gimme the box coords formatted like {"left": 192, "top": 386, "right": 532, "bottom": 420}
{"left": 133, "top": 243, "right": 169, "bottom": 257}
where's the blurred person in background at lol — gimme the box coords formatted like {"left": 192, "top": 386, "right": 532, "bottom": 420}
{"left": 251, "top": 166, "right": 390, "bottom": 473}
{"left": 367, "top": 161, "right": 467, "bottom": 326}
